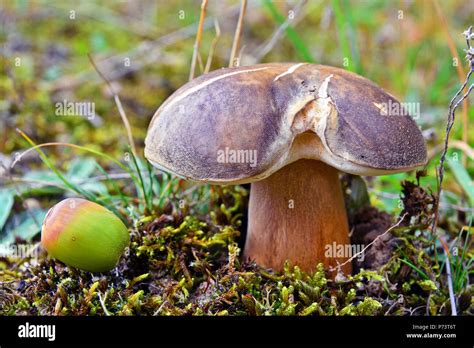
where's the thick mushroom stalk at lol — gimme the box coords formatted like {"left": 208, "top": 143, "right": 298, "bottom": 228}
{"left": 245, "top": 159, "right": 351, "bottom": 274}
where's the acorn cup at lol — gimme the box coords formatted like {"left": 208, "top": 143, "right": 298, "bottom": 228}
{"left": 41, "top": 198, "right": 130, "bottom": 272}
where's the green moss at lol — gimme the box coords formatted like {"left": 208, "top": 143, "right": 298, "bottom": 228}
{"left": 0, "top": 184, "right": 472, "bottom": 316}
{"left": 418, "top": 279, "right": 438, "bottom": 292}
{"left": 356, "top": 298, "right": 382, "bottom": 315}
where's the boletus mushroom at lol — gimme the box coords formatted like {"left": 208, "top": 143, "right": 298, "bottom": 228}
{"left": 144, "top": 63, "right": 427, "bottom": 274}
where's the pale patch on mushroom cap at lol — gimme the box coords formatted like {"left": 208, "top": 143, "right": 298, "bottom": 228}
{"left": 145, "top": 63, "right": 427, "bottom": 184}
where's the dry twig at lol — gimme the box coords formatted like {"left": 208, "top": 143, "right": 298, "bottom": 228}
{"left": 229, "top": 0, "right": 247, "bottom": 67}
{"left": 98, "top": 291, "right": 111, "bottom": 316}
{"left": 432, "top": 27, "right": 474, "bottom": 234}
{"left": 329, "top": 213, "right": 408, "bottom": 272}
{"left": 434, "top": 1, "right": 469, "bottom": 166}
{"left": 189, "top": 0, "right": 208, "bottom": 80}
{"left": 431, "top": 26, "right": 474, "bottom": 317}
{"left": 87, "top": 54, "right": 136, "bottom": 157}
{"left": 204, "top": 19, "right": 221, "bottom": 73}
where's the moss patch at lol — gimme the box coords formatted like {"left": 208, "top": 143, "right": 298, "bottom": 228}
{"left": 0, "top": 183, "right": 472, "bottom": 316}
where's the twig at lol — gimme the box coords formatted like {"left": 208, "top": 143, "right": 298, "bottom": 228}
{"left": 197, "top": 51, "right": 205, "bottom": 73}
{"left": 189, "top": 0, "right": 208, "bottom": 80}
{"left": 153, "top": 300, "right": 168, "bottom": 315}
{"left": 431, "top": 27, "right": 473, "bottom": 236}
{"left": 329, "top": 213, "right": 408, "bottom": 272}
{"left": 87, "top": 54, "right": 136, "bottom": 157}
{"left": 434, "top": 1, "right": 469, "bottom": 166}
{"left": 204, "top": 19, "right": 221, "bottom": 73}
{"left": 385, "top": 295, "right": 403, "bottom": 315}
{"left": 229, "top": 0, "right": 247, "bottom": 67}
{"left": 98, "top": 291, "right": 111, "bottom": 316}
{"left": 237, "top": 44, "right": 246, "bottom": 65}
{"left": 430, "top": 26, "right": 473, "bottom": 317}
{"left": 442, "top": 246, "right": 457, "bottom": 315}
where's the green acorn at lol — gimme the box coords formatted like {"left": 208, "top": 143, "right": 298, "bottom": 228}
{"left": 41, "top": 198, "right": 129, "bottom": 272}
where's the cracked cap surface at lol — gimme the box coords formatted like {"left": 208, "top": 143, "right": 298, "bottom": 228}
{"left": 145, "top": 63, "right": 427, "bottom": 184}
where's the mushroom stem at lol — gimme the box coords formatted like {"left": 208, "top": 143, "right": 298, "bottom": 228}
{"left": 244, "top": 159, "right": 351, "bottom": 274}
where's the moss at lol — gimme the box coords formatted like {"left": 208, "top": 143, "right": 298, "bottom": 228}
{"left": 418, "top": 279, "right": 438, "bottom": 292}
{"left": 0, "top": 183, "right": 472, "bottom": 316}
{"left": 356, "top": 298, "right": 382, "bottom": 315}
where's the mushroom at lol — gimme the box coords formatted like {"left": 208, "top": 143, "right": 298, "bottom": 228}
{"left": 145, "top": 63, "right": 427, "bottom": 273}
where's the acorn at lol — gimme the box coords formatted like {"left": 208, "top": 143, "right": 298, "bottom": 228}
{"left": 41, "top": 198, "right": 129, "bottom": 272}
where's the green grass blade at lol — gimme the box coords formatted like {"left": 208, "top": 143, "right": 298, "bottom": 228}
{"left": 340, "top": 0, "right": 363, "bottom": 74}
{"left": 15, "top": 131, "right": 140, "bottom": 185}
{"left": 17, "top": 130, "right": 132, "bottom": 220}
{"left": 399, "top": 258, "right": 429, "bottom": 280}
{"left": 128, "top": 148, "right": 152, "bottom": 212}
{"left": 18, "top": 130, "right": 96, "bottom": 201}
{"left": 94, "top": 162, "right": 128, "bottom": 206}
{"left": 262, "top": 0, "right": 314, "bottom": 63}
{"left": 332, "top": 0, "right": 363, "bottom": 73}
{"left": 453, "top": 223, "right": 472, "bottom": 292}
{"left": 0, "top": 189, "right": 14, "bottom": 231}
{"left": 447, "top": 155, "right": 474, "bottom": 206}
{"left": 146, "top": 160, "right": 156, "bottom": 205}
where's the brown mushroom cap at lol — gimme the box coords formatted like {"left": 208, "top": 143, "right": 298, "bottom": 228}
{"left": 145, "top": 63, "right": 427, "bottom": 184}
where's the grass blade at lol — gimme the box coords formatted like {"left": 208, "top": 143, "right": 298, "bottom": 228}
{"left": 447, "top": 155, "right": 474, "bottom": 206}
{"left": 263, "top": 0, "right": 314, "bottom": 63}
{"left": 128, "top": 149, "right": 152, "bottom": 212}
{"left": 0, "top": 189, "right": 14, "bottom": 231}
{"left": 332, "top": 0, "right": 362, "bottom": 73}
{"left": 399, "top": 258, "right": 429, "bottom": 280}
